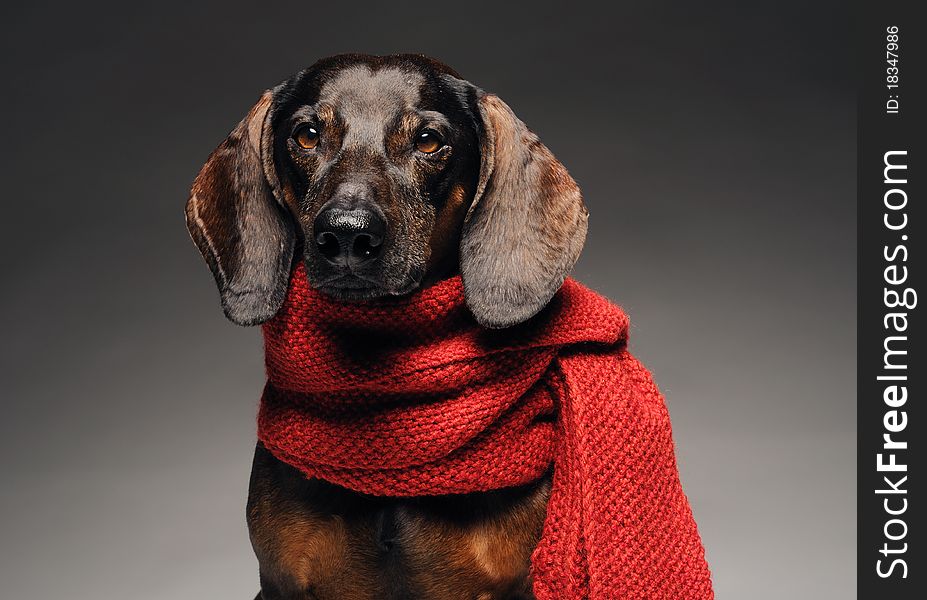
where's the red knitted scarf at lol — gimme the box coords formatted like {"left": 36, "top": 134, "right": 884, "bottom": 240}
{"left": 258, "top": 263, "right": 713, "bottom": 599}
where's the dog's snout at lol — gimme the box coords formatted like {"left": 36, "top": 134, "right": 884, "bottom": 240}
{"left": 313, "top": 199, "right": 386, "bottom": 267}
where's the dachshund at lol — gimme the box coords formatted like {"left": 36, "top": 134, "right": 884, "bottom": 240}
{"left": 185, "top": 54, "right": 587, "bottom": 600}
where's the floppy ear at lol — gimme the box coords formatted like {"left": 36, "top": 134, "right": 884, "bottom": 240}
{"left": 460, "top": 94, "right": 588, "bottom": 328}
{"left": 185, "top": 91, "right": 295, "bottom": 326}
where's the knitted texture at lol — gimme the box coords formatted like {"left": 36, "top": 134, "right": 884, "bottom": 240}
{"left": 259, "top": 263, "right": 713, "bottom": 599}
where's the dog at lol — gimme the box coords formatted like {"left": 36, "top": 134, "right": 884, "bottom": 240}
{"left": 186, "top": 54, "right": 588, "bottom": 599}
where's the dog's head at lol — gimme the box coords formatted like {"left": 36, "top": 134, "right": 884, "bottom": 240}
{"left": 186, "top": 54, "right": 587, "bottom": 328}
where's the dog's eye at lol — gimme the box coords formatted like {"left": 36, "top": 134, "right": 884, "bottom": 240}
{"left": 415, "top": 130, "right": 443, "bottom": 154}
{"left": 294, "top": 125, "right": 320, "bottom": 150}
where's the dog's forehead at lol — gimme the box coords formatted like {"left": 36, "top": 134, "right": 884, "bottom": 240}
{"left": 318, "top": 66, "right": 424, "bottom": 123}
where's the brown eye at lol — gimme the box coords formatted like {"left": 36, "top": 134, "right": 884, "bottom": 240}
{"left": 294, "top": 125, "right": 320, "bottom": 149}
{"left": 415, "top": 130, "right": 443, "bottom": 154}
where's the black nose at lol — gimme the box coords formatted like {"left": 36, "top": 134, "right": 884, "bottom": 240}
{"left": 313, "top": 204, "right": 386, "bottom": 266}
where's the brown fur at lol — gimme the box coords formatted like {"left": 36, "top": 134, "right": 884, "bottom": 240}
{"left": 460, "top": 95, "right": 588, "bottom": 328}
{"left": 186, "top": 91, "right": 296, "bottom": 326}
{"left": 248, "top": 444, "right": 549, "bottom": 599}
{"left": 424, "top": 182, "right": 472, "bottom": 282}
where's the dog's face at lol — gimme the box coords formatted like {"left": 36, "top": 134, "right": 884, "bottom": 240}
{"left": 272, "top": 56, "right": 481, "bottom": 300}
{"left": 186, "top": 54, "right": 587, "bottom": 328}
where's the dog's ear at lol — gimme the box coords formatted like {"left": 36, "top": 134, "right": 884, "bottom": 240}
{"left": 185, "top": 91, "right": 295, "bottom": 326}
{"left": 460, "top": 93, "right": 588, "bottom": 328}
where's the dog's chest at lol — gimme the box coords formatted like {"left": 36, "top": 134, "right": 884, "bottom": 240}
{"left": 248, "top": 444, "right": 550, "bottom": 600}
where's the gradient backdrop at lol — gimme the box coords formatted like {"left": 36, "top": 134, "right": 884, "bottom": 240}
{"left": 0, "top": 1, "right": 855, "bottom": 598}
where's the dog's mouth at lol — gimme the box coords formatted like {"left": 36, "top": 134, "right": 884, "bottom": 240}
{"left": 313, "top": 272, "right": 382, "bottom": 299}
{"left": 309, "top": 268, "right": 424, "bottom": 302}
{"left": 310, "top": 273, "right": 418, "bottom": 301}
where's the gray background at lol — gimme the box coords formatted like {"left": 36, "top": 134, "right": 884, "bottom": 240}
{"left": 0, "top": 1, "right": 855, "bottom": 598}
